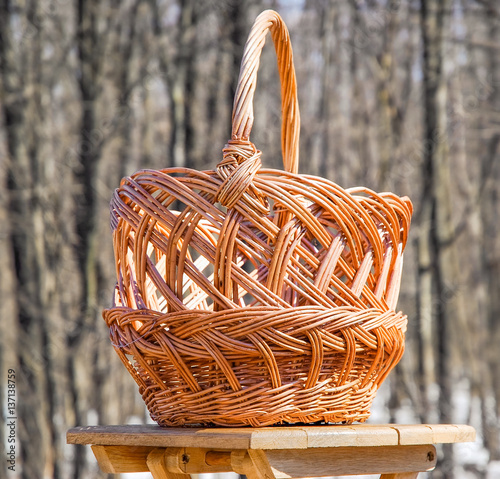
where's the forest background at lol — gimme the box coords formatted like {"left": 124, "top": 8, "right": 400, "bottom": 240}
{"left": 0, "top": 0, "right": 499, "bottom": 478}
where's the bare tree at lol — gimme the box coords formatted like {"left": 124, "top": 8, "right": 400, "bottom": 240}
{"left": 1, "top": 1, "right": 500, "bottom": 477}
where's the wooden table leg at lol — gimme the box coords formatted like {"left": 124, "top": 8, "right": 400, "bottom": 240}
{"left": 231, "top": 450, "right": 275, "bottom": 479}
{"left": 147, "top": 448, "right": 191, "bottom": 479}
{"left": 380, "top": 473, "right": 419, "bottom": 479}
{"left": 91, "top": 445, "right": 154, "bottom": 474}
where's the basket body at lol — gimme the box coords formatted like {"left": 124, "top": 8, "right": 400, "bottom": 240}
{"left": 103, "top": 10, "right": 412, "bottom": 427}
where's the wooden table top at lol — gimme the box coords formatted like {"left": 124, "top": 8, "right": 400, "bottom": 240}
{"left": 67, "top": 424, "right": 475, "bottom": 450}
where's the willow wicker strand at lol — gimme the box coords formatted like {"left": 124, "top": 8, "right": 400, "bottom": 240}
{"left": 104, "top": 10, "right": 413, "bottom": 427}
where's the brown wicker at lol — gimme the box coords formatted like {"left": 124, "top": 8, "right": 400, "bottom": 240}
{"left": 103, "top": 9, "right": 413, "bottom": 427}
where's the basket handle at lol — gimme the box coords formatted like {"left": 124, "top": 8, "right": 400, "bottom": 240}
{"left": 230, "top": 10, "right": 300, "bottom": 174}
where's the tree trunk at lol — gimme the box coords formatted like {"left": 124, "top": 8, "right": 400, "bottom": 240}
{"left": 480, "top": 0, "right": 500, "bottom": 461}
{"left": 1, "top": 1, "right": 50, "bottom": 477}
{"left": 420, "top": 0, "right": 458, "bottom": 476}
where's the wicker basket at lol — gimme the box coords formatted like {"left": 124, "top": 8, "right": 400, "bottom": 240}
{"left": 103, "top": 10, "right": 413, "bottom": 427}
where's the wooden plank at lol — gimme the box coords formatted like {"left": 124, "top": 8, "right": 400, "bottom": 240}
{"left": 427, "top": 424, "right": 476, "bottom": 444}
{"left": 264, "top": 445, "right": 437, "bottom": 478}
{"left": 91, "top": 445, "right": 152, "bottom": 473}
{"left": 393, "top": 425, "right": 475, "bottom": 446}
{"left": 250, "top": 428, "right": 308, "bottom": 450}
{"left": 390, "top": 425, "right": 435, "bottom": 445}
{"left": 67, "top": 425, "right": 252, "bottom": 449}
{"left": 454, "top": 424, "right": 477, "bottom": 443}
{"left": 68, "top": 424, "right": 476, "bottom": 450}
{"left": 301, "top": 425, "right": 399, "bottom": 448}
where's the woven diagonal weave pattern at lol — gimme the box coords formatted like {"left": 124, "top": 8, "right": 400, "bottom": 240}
{"left": 103, "top": 10, "right": 413, "bottom": 427}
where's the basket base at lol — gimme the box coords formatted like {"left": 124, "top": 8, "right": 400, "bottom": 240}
{"left": 143, "top": 381, "right": 377, "bottom": 427}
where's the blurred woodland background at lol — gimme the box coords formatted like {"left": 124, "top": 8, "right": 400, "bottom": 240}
{"left": 0, "top": 0, "right": 499, "bottom": 478}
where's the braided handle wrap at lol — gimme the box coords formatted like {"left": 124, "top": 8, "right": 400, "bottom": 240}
{"left": 216, "top": 11, "right": 300, "bottom": 209}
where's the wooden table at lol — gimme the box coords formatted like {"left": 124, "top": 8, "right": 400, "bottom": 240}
{"left": 67, "top": 424, "right": 475, "bottom": 479}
